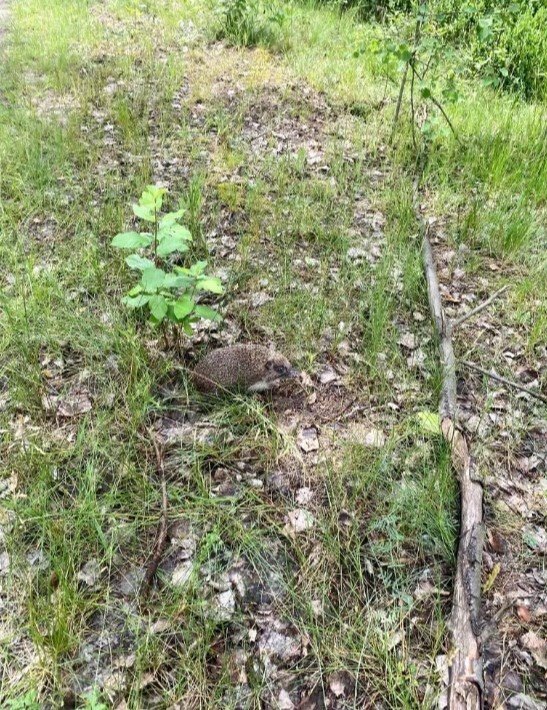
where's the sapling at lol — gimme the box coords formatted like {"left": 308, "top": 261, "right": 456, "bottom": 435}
{"left": 112, "top": 185, "right": 223, "bottom": 344}
{"left": 356, "top": 2, "right": 461, "bottom": 148}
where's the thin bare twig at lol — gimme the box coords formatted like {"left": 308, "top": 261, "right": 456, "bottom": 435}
{"left": 411, "top": 64, "right": 460, "bottom": 143}
{"left": 392, "top": 11, "right": 423, "bottom": 144}
{"left": 140, "top": 428, "right": 169, "bottom": 595}
{"left": 421, "top": 51, "right": 434, "bottom": 78}
{"left": 430, "top": 93, "right": 460, "bottom": 142}
{"left": 452, "top": 285, "right": 509, "bottom": 328}
{"left": 410, "top": 60, "right": 417, "bottom": 150}
{"left": 390, "top": 61, "right": 410, "bottom": 143}
{"left": 461, "top": 360, "right": 547, "bottom": 405}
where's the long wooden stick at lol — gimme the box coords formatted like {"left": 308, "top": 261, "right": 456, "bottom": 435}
{"left": 461, "top": 360, "right": 547, "bottom": 405}
{"left": 422, "top": 231, "right": 484, "bottom": 710}
{"left": 423, "top": 232, "right": 457, "bottom": 420}
{"left": 141, "top": 429, "right": 169, "bottom": 595}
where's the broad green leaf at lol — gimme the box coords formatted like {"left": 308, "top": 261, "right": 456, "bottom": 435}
{"left": 416, "top": 411, "right": 441, "bottom": 435}
{"left": 398, "top": 47, "right": 412, "bottom": 62}
{"left": 173, "top": 294, "right": 195, "bottom": 320}
{"left": 125, "top": 254, "right": 155, "bottom": 271}
{"left": 159, "top": 209, "right": 186, "bottom": 228}
{"left": 182, "top": 320, "right": 194, "bottom": 335}
{"left": 194, "top": 304, "right": 222, "bottom": 322}
{"left": 156, "top": 233, "right": 191, "bottom": 258}
{"left": 196, "top": 277, "right": 223, "bottom": 294}
{"left": 420, "top": 87, "right": 432, "bottom": 99}
{"left": 132, "top": 203, "right": 155, "bottom": 222}
{"left": 123, "top": 294, "right": 150, "bottom": 309}
{"left": 158, "top": 224, "right": 192, "bottom": 242}
{"left": 189, "top": 260, "right": 207, "bottom": 276}
{"left": 141, "top": 267, "right": 166, "bottom": 292}
{"left": 149, "top": 294, "right": 168, "bottom": 321}
{"left": 112, "top": 231, "right": 152, "bottom": 249}
{"left": 128, "top": 284, "right": 143, "bottom": 296}
{"left": 140, "top": 185, "right": 167, "bottom": 210}
{"left": 139, "top": 190, "right": 155, "bottom": 207}
{"left": 163, "top": 272, "right": 192, "bottom": 289}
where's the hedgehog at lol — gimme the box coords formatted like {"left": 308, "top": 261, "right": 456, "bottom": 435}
{"left": 192, "top": 344, "right": 300, "bottom": 394}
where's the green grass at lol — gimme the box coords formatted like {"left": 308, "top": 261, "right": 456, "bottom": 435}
{"left": 1, "top": 0, "right": 545, "bottom": 706}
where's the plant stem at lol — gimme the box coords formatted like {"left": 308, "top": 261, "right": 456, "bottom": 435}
{"left": 410, "top": 60, "right": 417, "bottom": 150}
{"left": 153, "top": 206, "right": 158, "bottom": 265}
{"left": 390, "top": 7, "right": 422, "bottom": 144}
{"left": 412, "top": 64, "right": 461, "bottom": 143}
{"left": 430, "top": 93, "right": 460, "bottom": 142}
{"left": 390, "top": 61, "right": 409, "bottom": 143}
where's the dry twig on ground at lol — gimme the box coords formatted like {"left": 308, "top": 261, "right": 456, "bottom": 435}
{"left": 461, "top": 359, "right": 547, "bottom": 405}
{"left": 140, "top": 428, "right": 169, "bottom": 596}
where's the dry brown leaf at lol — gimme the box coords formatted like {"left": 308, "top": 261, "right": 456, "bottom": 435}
{"left": 297, "top": 427, "right": 319, "bottom": 453}
{"left": 299, "top": 371, "right": 314, "bottom": 388}
{"left": 43, "top": 390, "right": 93, "bottom": 418}
{"left": 284, "top": 509, "right": 315, "bottom": 534}
{"left": 517, "top": 605, "right": 532, "bottom": 623}
{"left": 487, "top": 529, "right": 507, "bottom": 554}
{"left": 398, "top": 332, "right": 418, "bottom": 350}
{"left": 329, "top": 671, "right": 348, "bottom": 697}
{"left": 277, "top": 689, "right": 295, "bottom": 709}
{"left": 520, "top": 631, "right": 547, "bottom": 670}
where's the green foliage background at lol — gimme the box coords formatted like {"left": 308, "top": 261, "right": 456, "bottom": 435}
{"left": 314, "top": 0, "right": 547, "bottom": 99}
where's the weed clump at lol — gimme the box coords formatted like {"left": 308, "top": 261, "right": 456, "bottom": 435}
{"left": 216, "top": 0, "right": 287, "bottom": 49}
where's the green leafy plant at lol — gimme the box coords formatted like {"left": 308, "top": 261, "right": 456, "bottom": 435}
{"left": 363, "top": 3, "right": 462, "bottom": 148}
{"left": 216, "top": 0, "right": 287, "bottom": 48}
{"left": 112, "top": 185, "right": 223, "bottom": 338}
{"left": 5, "top": 691, "right": 40, "bottom": 710}
{"left": 82, "top": 689, "right": 109, "bottom": 710}
{"left": 352, "top": 0, "right": 546, "bottom": 100}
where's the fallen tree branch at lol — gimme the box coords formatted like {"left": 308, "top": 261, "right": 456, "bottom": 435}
{"left": 140, "top": 428, "right": 169, "bottom": 596}
{"left": 461, "top": 360, "right": 547, "bottom": 405}
{"left": 452, "top": 285, "right": 508, "bottom": 329}
{"left": 423, "top": 232, "right": 457, "bottom": 420}
{"left": 422, "top": 229, "right": 484, "bottom": 710}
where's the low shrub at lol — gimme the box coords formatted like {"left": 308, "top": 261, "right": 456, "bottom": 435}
{"left": 216, "top": 0, "right": 287, "bottom": 49}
